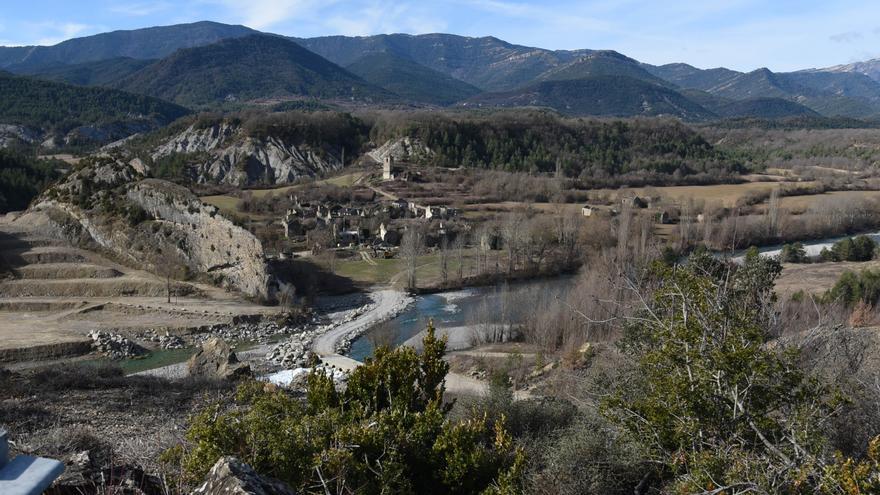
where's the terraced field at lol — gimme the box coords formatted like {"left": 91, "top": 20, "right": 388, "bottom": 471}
{"left": 0, "top": 213, "right": 281, "bottom": 364}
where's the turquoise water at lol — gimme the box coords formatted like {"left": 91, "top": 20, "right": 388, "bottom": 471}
{"left": 349, "top": 276, "right": 576, "bottom": 361}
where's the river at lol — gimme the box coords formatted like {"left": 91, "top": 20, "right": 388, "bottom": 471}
{"left": 732, "top": 229, "right": 880, "bottom": 261}
{"left": 348, "top": 275, "right": 577, "bottom": 361}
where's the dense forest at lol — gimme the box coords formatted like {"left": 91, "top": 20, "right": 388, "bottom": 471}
{"left": 370, "top": 111, "right": 751, "bottom": 182}
{"left": 0, "top": 149, "right": 63, "bottom": 212}
{"left": 0, "top": 71, "right": 189, "bottom": 133}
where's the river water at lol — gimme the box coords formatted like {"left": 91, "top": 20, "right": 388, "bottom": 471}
{"left": 348, "top": 275, "right": 577, "bottom": 361}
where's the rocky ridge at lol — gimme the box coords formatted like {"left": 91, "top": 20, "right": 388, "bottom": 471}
{"left": 367, "top": 136, "right": 433, "bottom": 164}
{"left": 30, "top": 160, "right": 272, "bottom": 299}
{"left": 149, "top": 122, "right": 343, "bottom": 185}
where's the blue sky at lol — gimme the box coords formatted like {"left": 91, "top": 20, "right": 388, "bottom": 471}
{"left": 1, "top": 0, "right": 880, "bottom": 72}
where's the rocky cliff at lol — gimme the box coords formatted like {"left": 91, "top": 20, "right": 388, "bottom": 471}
{"left": 367, "top": 137, "right": 434, "bottom": 163}
{"left": 149, "top": 122, "right": 343, "bottom": 185}
{"left": 30, "top": 159, "right": 271, "bottom": 300}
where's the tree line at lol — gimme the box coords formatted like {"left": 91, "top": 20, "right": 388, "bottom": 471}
{"left": 0, "top": 149, "right": 63, "bottom": 213}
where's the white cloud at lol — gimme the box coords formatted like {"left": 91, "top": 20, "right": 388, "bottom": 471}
{"left": 459, "top": 0, "right": 613, "bottom": 33}
{"left": 205, "top": 0, "right": 335, "bottom": 30}
{"left": 323, "top": 1, "right": 447, "bottom": 36}
{"left": 110, "top": 2, "right": 173, "bottom": 17}
{"left": 16, "top": 21, "right": 95, "bottom": 46}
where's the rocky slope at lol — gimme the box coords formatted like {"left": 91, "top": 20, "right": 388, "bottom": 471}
{"left": 149, "top": 121, "right": 344, "bottom": 185}
{"left": 367, "top": 136, "right": 433, "bottom": 163}
{"left": 29, "top": 160, "right": 271, "bottom": 299}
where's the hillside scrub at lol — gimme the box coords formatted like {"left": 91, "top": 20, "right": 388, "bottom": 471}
{"left": 169, "top": 324, "right": 524, "bottom": 494}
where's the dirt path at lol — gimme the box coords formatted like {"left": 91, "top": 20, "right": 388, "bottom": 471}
{"left": 312, "top": 289, "right": 412, "bottom": 356}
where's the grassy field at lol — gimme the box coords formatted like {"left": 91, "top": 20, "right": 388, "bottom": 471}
{"left": 334, "top": 251, "right": 479, "bottom": 287}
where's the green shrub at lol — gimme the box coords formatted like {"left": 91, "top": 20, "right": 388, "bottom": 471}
{"left": 606, "top": 251, "right": 838, "bottom": 493}
{"left": 780, "top": 242, "right": 808, "bottom": 263}
{"left": 823, "top": 236, "right": 877, "bottom": 262}
{"left": 827, "top": 269, "right": 880, "bottom": 306}
{"left": 172, "top": 323, "right": 524, "bottom": 494}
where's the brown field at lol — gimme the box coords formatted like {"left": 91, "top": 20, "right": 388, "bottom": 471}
{"left": 460, "top": 202, "right": 585, "bottom": 215}
{"left": 777, "top": 190, "right": 880, "bottom": 212}
{"left": 776, "top": 260, "right": 880, "bottom": 296}
{"left": 592, "top": 181, "right": 798, "bottom": 207}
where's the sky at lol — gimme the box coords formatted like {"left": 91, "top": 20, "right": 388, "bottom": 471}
{"left": 1, "top": 0, "right": 880, "bottom": 72}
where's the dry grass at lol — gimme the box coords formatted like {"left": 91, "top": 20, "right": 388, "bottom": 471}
{"left": 775, "top": 260, "right": 880, "bottom": 296}
{"left": 777, "top": 190, "right": 880, "bottom": 212}
{"left": 592, "top": 182, "right": 801, "bottom": 207}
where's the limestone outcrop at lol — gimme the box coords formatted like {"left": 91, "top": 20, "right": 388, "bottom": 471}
{"left": 0, "top": 121, "right": 160, "bottom": 150}
{"left": 192, "top": 457, "right": 295, "bottom": 495}
{"left": 150, "top": 122, "right": 342, "bottom": 185}
{"left": 367, "top": 137, "right": 433, "bottom": 164}
{"left": 126, "top": 179, "right": 270, "bottom": 299}
{"left": 187, "top": 338, "right": 251, "bottom": 380}
{"left": 30, "top": 160, "right": 271, "bottom": 300}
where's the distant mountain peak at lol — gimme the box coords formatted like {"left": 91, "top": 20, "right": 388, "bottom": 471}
{"left": 114, "top": 34, "right": 391, "bottom": 107}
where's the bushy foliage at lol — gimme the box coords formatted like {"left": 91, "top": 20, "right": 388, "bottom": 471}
{"left": 172, "top": 323, "right": 524, "bottom": 494}
{"left": 780, "top": 242, "right": 809, "bottom": 263}
{"left": 820, "top": 436, "right": 880, "bottom": 494}
{"left": 820, "top": 236, "right": 877, "bottom": 262}
{"left": 606, "top": 250, "right": 840, "bottom": 493}
{"left": 826, "top": 269, "right": 880, "bottom": 306}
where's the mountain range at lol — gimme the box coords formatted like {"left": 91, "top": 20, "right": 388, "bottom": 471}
{"left": 3, "top": 20, "right": 880, "bottom": 122}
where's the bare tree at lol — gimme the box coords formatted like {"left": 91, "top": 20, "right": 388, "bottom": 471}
{"left": 454, "top": 233, "right": 466, "bottom": 281}
{"left": 767, "top": 187, "right": 780, "bottom": 238}
{"left": 400, "top": 227, "right": 424, "bottom": 291}
{"left": 679, "top": 199, "right": 693, "bottom": 251}
{"left": 617, "top": 202, "right": 632, "bottom": 260}
{"left": 367, "top": 320, "right": 397, "bottom": 350}
{"left": 151, "top": 248, "right": 187, "bottom": 304}
{"left": 500, "top": 212, "right": 526, "bottom": 275}
{"left": 554, "top": 212, "right": 582, "bottom": 268}
{"left": 439, "top": 236, "right": 450, "bottom": 286}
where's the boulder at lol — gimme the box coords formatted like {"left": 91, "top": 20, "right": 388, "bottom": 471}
{"left": 191, "top": 456, "right": 295, "bottom": 495}
{"left": 187, "top": 338, "right": 251, "bottom": 380}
